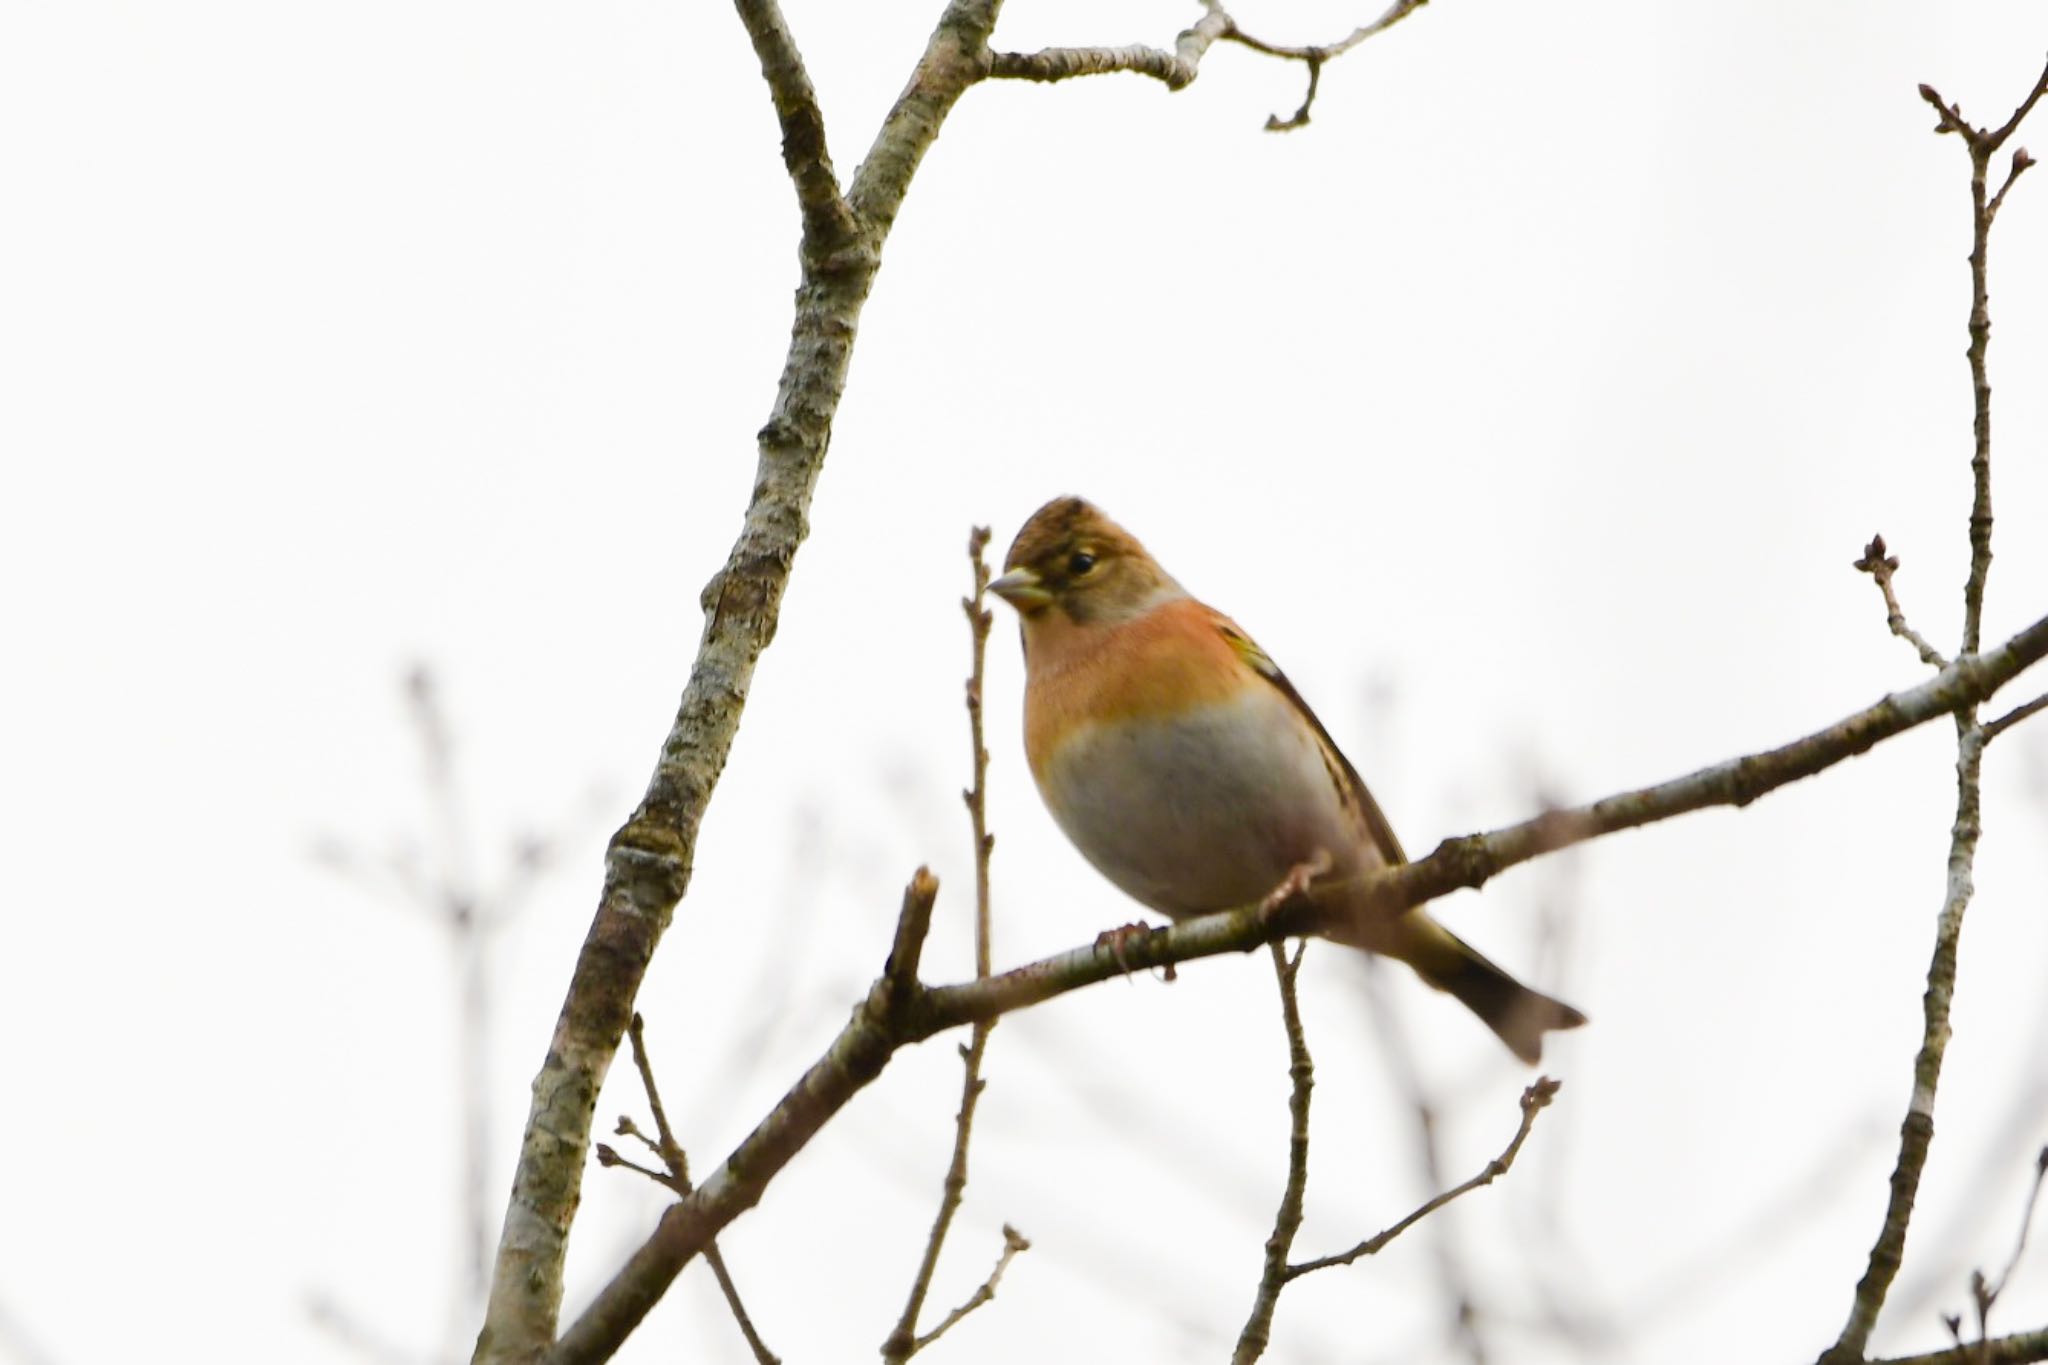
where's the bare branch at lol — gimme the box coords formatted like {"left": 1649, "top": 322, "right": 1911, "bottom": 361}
{"left": 1284, "top": 1078, "right": 1560, "bottom": 1280}
{"left": 614, "top": 1016, "right": 780, "bottom": 1365}
{"left": 1817, "top": 720, "right": 1988, "bottom": 1365}
{"left": 882, "top": 530, "right": 1021, "bottom": 1364}
{"left": 1917, "top": 56, "right": 2048, "bottom": 655}
{"left": 1982, "top": 1147, "right": 2048, "bottom": 1321}
{"left": 548, "top": 602, "right": 2048, "bottom": 1364}
{"left": 1872, "top": 1324, "right": 2048, "bottom": 1365}
{"left": 1265, "top": 53, "right": 1323, "bottom": 134}
{"left": 989, "top": 0, "right": 1428, "bottom": 132}
{"left": 1817, "top": 61, "right": 2048, "bottom": 1363}
{"left": 1227, "top": 0, "right": 1429, "bottom": 63}
{"left": 1856, "top": 535, "right": 1949, "bottom": 670}
{"left": 1985, "top": 690, "right": 2048, "bottom": 742}
{"left": 732, "top": 0, "right": 862, "bottom": 265}
{"left": 907, "top": 1225, "right": 1032, "bottom": 1356}
{"left": 471, "top": 7, "right": 1006, "bottom": 1356}
{"left": 1232, "top": 942, "right": 1315, "bottom": 1365}
{"left": 988, "top": 10, "right": 1231, "bottom": 90}
{"left": 592, "top": 1143, "right": 678, "bottom": 1192}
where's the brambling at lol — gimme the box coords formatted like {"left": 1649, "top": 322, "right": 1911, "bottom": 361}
{"left": 988, "top": 497, "right": 1586, "bottom": 1064}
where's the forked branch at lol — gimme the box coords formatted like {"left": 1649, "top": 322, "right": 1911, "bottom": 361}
{"left": 990, "top": 0, "right": 1430, "bottom": 129}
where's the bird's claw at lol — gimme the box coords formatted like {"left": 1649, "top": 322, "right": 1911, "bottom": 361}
{"left": 1095, "top": 921, "right": 1172, "bottom": 980}
{"left": 1258, "top": 850, "right": 1332, "bottom": 922}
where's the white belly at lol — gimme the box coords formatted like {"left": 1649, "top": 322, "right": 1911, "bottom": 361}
{"left": 1036, "top": 685, "right": 1368, "bottom": 918}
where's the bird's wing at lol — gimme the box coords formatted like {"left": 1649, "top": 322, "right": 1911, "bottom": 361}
{"left": 1211, "top": 612, "right": 1409, "bottom": 866}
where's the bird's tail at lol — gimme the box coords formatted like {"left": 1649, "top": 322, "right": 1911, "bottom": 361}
{"left": 1374, "top": 916, "right": 1587, "bottom": 1065}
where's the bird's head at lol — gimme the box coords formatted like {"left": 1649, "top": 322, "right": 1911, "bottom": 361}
{"left": 988, "top": 496, "right": 1183, "bottom": 627}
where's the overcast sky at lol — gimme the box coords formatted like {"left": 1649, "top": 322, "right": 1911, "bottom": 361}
{"left": 6, "top": 3, "right": 2048, "bottom": 1363}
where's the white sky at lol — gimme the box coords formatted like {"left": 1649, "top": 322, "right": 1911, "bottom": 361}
{"left": 6, "top": 2, "right": 2048, "bottom": 1363}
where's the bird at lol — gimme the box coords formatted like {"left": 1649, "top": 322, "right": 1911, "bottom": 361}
{"left": 986, "top": 495, "right": 1586, "bottom": 1064}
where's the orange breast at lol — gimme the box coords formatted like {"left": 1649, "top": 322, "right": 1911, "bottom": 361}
{"left": 1022, "top": 598, "right": 1249, "bottom": 777}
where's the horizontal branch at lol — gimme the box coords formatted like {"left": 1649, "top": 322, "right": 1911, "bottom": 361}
{"left": 1872, "top": 1324, "right": 2048, "bottom": 1365}
{"left": 987, "top": 0, "right": 1426, "bottom": 131}
{"left": 988, "top": 9, "right": 1231, "bottom": 89}
{"left": 547, "top": 604, "right": 2048, "bottom": 1364}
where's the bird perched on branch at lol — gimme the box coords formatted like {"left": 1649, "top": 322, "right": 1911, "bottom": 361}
{"left": 988, "top": 496, "right": 1585, "bottom": 1064}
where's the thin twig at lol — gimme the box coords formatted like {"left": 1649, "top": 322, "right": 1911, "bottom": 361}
{"left": 1284, "top": 1079, "right": 1560, "bottom": 1279}
{"left": 883, "top": 528, "right": 1020, "bottom": 1363}
{"left": 1984, "top": 1146, "right": 2048, "bottom": 1310}
{"left": 989, "top": 0, "right": 1429, "bottom": 131}
{"left": 1819, "top": 60, "right": 2048, "bottom": 1365}
{"left": 1361, "top": 957, "right": 1490, "bottom": 1362}
{"left": 1818, "top": 663, "right": 1991, "bottom": 1365}
{"left": 616, "top": 1016, "right": 780, "bottom": 1365}
{"left": 1985, "top": 691, "right": 2048, "bottom": 742}
{"left": 1232, "top": 942, "right": 1315, "bottom": 1365}
{"left": 1856, "top": 536, "right": 1950, "bottom": 670}
{"left": 1917, "top": 57, "right": 2048, "bottom": 655}
{"left": 909, "top": 1225, "right": 1032, "bottom": 1355}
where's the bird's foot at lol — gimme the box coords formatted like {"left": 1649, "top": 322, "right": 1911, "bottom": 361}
{"left": 1095, "top": 921, "right": 1172, "bottom": 981}
{"left": 1257, "top": 850, "right": 1332, "bottom": 923}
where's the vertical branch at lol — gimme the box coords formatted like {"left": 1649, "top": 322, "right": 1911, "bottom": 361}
{"left": 882, "top": 527, "right": 1016, "bottom": 1363}
{"left": 1819, "top": 58, "right": 2048, "bottom": 1364}
{"left": 1919, "top": 60, "right": 2048, "bottom": 652}
{"left": 471, "top": 4, "right": 1011, "bottom": 1360}
{"left": 1960, "top": 133, "right": 1997, "bottom": 657}
{"left": 1232, "top": 942, "right": 1314, "bottom": 1365}
{"left": 1822, "top": 727, "right": 1987, "bottom": 1364}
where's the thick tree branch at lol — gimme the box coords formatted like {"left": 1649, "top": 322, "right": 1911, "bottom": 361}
{"left": 546, "top": 606, "right": 2048, "bottom": 1365}
{"left": 469, "top": 5, "right": 1008, "bottom": 1362}
{"left": 988, "top": 9, "right": 1231, "bottom": 90}
{"left": 732, "top": 0, "right": 860, "bottom": 265}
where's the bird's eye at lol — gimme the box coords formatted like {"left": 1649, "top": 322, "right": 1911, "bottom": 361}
{"left": 1067, "top": 550, "right": 1097, "bottom": 576}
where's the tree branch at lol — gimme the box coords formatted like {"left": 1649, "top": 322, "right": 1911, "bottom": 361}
{"left": 1283, "top": 1078, "right": 1559, "bottom": 1280}
{"left": 1985, "top": 690, "right": 2048, "bottom": 742}
{"left": 1856, "top": 535, "right": 1949, "bottom": 670}
{"left": 1871, "top": 1324, "right": 2048, "bottom": 1365}
{"left": 882, "top": 529, "right": 1020, "bottom": 1363}
{"left": 1817, "top": 724, "right": 1987, "bottom": 1365}
{"left": 1816, "top": 61, "right": 2048, "bottom": 1365}
{"left": 469, "top": 5, "right": 1009, "bottom": 1361}
{"left": 904, "top": 1225, "right": 1032, "bottom": 1357}
{"left": 546, "top": 605, "right": 2048, "bottom": 1364}
{"left": 1917, "top": 56, "right": 2048, "bottom": 655}
{"left": 988, "top": 9, "right": 1232, "bottom": 90}
{"left": 988, "top": 0, "right": 1428, "bottom": 129}
{"left": 1231, "top": 942, "right": 1315, "bottom": 1365}
{"left": 731, "top": 0, "right": 861, "bottom": 265}
{"left": 616, "top": 1015, "right": 779, "bottom": 1364}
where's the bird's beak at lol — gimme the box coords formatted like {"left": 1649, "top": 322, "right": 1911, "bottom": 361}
{"left": 988, "top": 566, "right": 1053, "bottom": 613}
